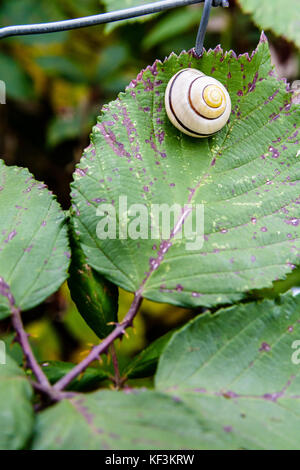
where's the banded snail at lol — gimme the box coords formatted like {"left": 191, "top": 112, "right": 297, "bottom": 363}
{"left": 165, "top": 68, "right": 231, "bottom": 138}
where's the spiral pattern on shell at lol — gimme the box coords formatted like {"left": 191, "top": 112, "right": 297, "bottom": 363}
{"left": 165, "top": 68, "right": 231, "bottom": 138}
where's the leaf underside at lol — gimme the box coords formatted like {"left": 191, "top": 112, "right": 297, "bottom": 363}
{"left": 71, "top": 34, "right": 300, "bottom": 309}
{"left": 68, "top": 221, "right": 118, "bottom": 339}
{"left": 32, "top": 390, "right": 214, "bottom": 450}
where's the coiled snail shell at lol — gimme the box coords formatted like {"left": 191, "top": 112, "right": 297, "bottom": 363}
{"left": 165, "top": 68, "right": 231, "bottom": 138}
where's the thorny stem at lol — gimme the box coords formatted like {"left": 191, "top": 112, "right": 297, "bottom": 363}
{"left": 30, "top": 380, "right": 76, "bottom": 403}
{"left": 11, "top": 307, "right": 77, "bottom": 402}
{"left": 53, "top": 293, "right": 143, "bottom": 392}
{"left": 11, "top": 305, "right": 51, "bottom": 389}
{"left": 0, "top": 277, "right": 51, "bottom": 390}
{"left": 109, "top": 343, "right": 123, "bottom": 389}
{"left": 1, "top": 276, "right": 143, "bottom": 399}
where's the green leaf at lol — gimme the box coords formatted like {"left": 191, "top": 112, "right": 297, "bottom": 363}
{"left": 31, "top": 293, "right": 300, "bottom": 450}
{"left": 32, "top": 389, "right": 220, "bottom": 450}
{"left": 0, "top": 355, "right": 34, "bottom": 450}
{"left": 0, "top": 161, "right": 70, "bottom": 319}
{"left": 71, "top": 35, "right": 300, "bottom": 309}
{"left": 39, "top": 361, "right": 108, "bottom": 391}
{"left": 156, "top": 292, "right": 300, "bottom": 450}
{"left": 252, "top": 266, "right": 300, "bottom": 299}
{"left": 68, "top": 221, "right": 118, "bottom": 338}
{"left": 124, "top": 329, "right": 175, "bottom": 378}
{"left": 237, "top": 0, "right": 300, "bottom": 50}
{"left": 103, "top": 0, "right": 160, "bottom": 32}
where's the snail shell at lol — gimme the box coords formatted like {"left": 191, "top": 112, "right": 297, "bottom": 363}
{"left": 165, "top": 68, "right": 231, "bottom": 138}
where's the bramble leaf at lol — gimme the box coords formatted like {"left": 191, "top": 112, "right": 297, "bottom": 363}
{"left": 156, "top": 292, "right": 300, "bottom": 450}
{"left": 32, "top": 389, "right": 219, "bottom": 450}
{"left": 32, "top": 292, "right": 300, "bottom": 450}
{"left": 71, "top": 35, "right": 300, "bottom": 309}
{"left": 0, "top": 161, "right": 70, "bottom": 318}
{"left": 0, "top": 355, "right": 34, "bottom": 450}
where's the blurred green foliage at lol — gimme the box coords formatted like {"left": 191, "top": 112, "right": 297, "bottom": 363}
{"left": 0, "top": 0, "right": 299, "bottom": 376}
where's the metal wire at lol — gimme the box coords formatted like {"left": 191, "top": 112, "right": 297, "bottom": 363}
{"left": 0, "top": 0, "right": 229, "bottom": 40}
{"left": 195, "top": 0, "right": 213, "bottom": 56}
